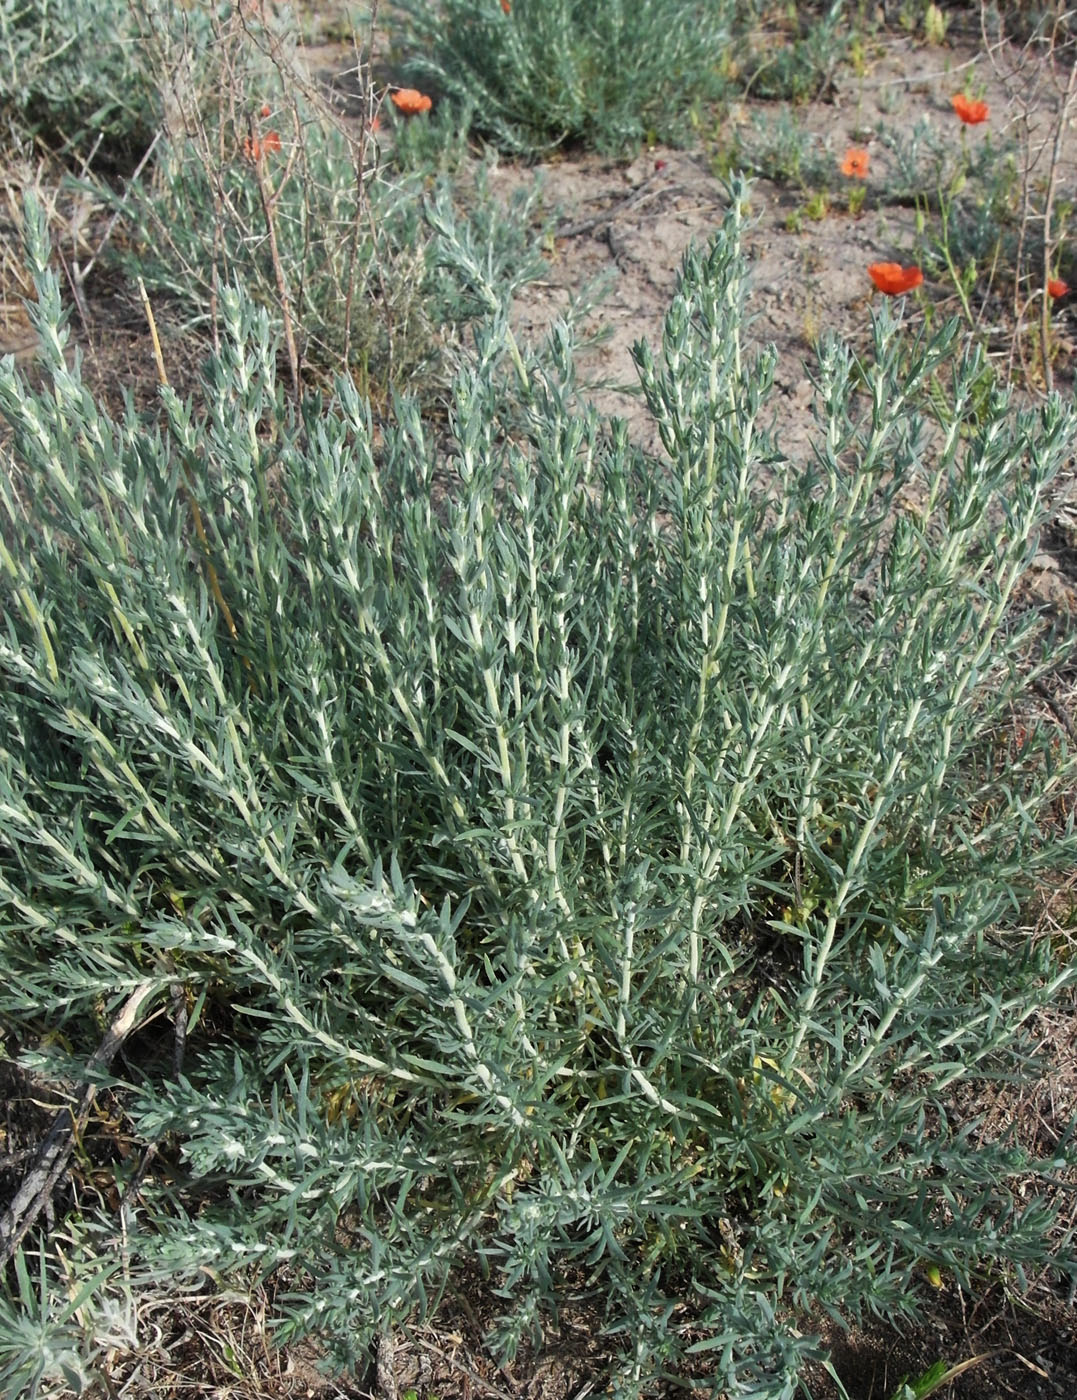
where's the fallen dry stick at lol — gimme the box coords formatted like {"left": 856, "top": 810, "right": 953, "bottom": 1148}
{"left": 0, "top": 978, "right": 160, "bottom": 1266}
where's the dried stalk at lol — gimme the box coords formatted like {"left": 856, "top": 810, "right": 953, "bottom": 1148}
{"left": 0, "top": 980, "right": 159, "bottom": 1266}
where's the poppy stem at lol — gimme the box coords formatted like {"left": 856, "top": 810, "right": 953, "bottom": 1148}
{"left": 935, "top": 184, "right": 975, "bottom": 327}
{"left": 249, "top": 114, "right": 302, "bottom": 403}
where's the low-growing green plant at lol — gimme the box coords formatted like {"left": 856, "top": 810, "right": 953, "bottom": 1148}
{"left": 1, "top": 182, "right": 1076, "bottom": 1399}
{"left": 715, "top": 108, "right": 837, "bottom": 188}
{"left": 873, "top": 112, "right": 1016, "bottom": 211}
{"left": 104, "top": 5, "right": 545, "bottom": 398}
{"left": 389, "top": 0, "right": 736, "bottom": 156}
{"left": 118, "top": 120, "right": 543, "bottom": 396}
{"left": 388, "top": 94, "right": 480, "bottom": 175}
{"left": 0, "top": 0, "right": 194, "bottom": 166}
{"left": 738, "top": 0, "right": 846, "bottom": 102}
{"left": 913, "top": 172, "right": 1004, "bottom": 328}
{"left": 886, "top": 1351, "right": 998, "bottom": 1400}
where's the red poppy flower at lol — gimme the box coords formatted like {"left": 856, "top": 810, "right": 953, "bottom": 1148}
{"left": 391, "top": 88, "right": 433, "bottom": 114}
{"left": 840, "top": 147, "right": 869, "bottom": 178}
{"left": 1048, "top": 277, "right": 1069, "bottom": 299}
{"left": 951, "top": 94, "right": 988, "bottom": 125}
{"left": 243, "top": 129, "right": 280, "bottom": 162}
{"left": 868, "top": 262, "right": 924, "bottom": 295}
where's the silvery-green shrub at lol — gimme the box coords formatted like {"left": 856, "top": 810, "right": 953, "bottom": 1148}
{"left": 1, "top": 185, "right": 1075, "bottom": 1398}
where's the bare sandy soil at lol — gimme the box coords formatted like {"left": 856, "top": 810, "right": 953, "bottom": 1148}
{"left": 484, "top": 30, "right": 1077, "bottom": 605}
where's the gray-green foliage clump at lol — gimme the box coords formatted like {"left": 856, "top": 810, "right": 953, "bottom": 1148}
{"left": 101, "top": 3, "right": 546, "bottom": 395}
{"left": 1, "top": 188, "right": 1076, "bottom": 1398}
{"left": 393, "top": 0, "right": 734, "bottom": 155}
{"left": 0, "top": 0, "right": 179, "bottom": 162}
{"left": 121, "top": 126, "right": 544, "bottom": 392}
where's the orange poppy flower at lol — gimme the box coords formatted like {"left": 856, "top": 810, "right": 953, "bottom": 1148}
{"left": 391, "top": 88, "right": 433, "bottom": 115}
{"left": 840, "top": 147, "right": 869, "bottom": 178}
{"left": 501, "top": 0, "right": 511, "bottom": 10}
{"left": 243, "top": 130, "right": 280, "bottom": 162}
{"left": 868, "top": 262, "right": 924, "bottom": 295}
{"left": 1048, "top": 277, "right": 1069, "bottom": 299}
{"left": 951, "top": 93, "right": 988, "bottom": 125}
{"left": 259, "top": 102, "right": 271, "bottom": 118}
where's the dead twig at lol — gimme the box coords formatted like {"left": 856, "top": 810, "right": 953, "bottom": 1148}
{"left": 555, "top": 176, "right": 684, "bottom": 239}
{"left": 1033, "top": 676, "right": 1077, "bottom": 745}
{"left": 409, "top": 1330, "right": 518, "bottom": 1400}
{"left": 342, "top": 2, "right": 382, "bottom": 374}
{"left": 0, "top": 979, "right": 160, "bottom": 1266}
{"left": 73, "top": 129, "right": 162, "bottom": 288}
{"left": 170, "top": 978, "right": 187, "bottom": 1078}
{"left": 376, "top": 1331, "right": 398, "bottom": 1400}
{"left": 1037, "top": 51, "right": 1077, "bottom": 393}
